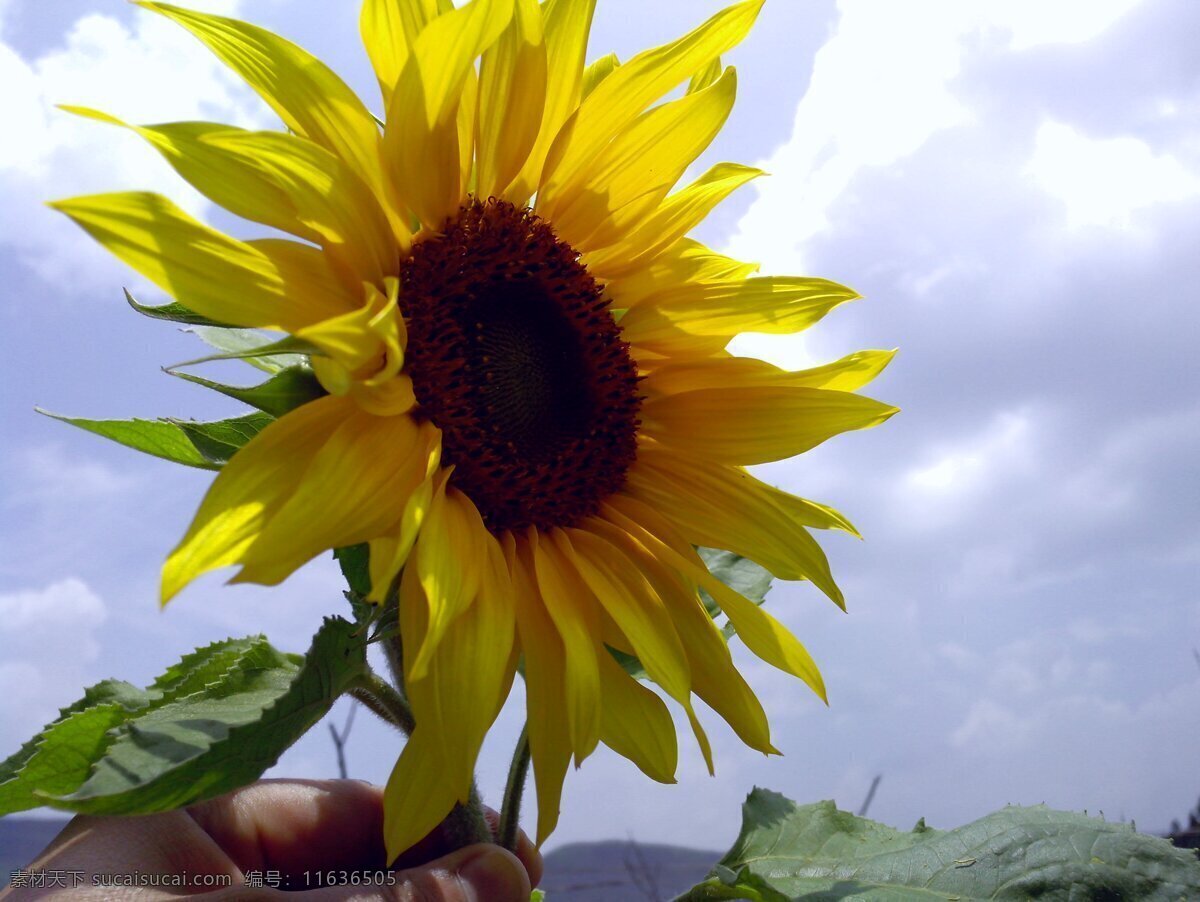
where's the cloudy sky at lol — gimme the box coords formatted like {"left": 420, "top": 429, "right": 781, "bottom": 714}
{"left": 1, "top": 0, "right": 1197, "bottom": 854}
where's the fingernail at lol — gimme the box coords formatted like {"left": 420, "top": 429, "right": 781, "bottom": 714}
{"left": 457, "top": 846, "right": 529, "bottom": 902}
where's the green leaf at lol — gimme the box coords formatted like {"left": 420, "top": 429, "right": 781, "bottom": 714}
{"left": 170, "top": 365, "right": 326, "bottom": 417}
{"left": 38, "top": 408, "right": 273, "bottom": 470}
{"left": 124, "top": 288, "right": 232, "bottom": 327}
{"left": 614, "top": 548, "right": 774, "bottom": 681}
{"left": 335, "top": 544, "right": 372, "bottom": 598}
{"left": 676, "top": 789, "right": 1200, "bottom": 901}
{"left": 182, "top": 326, "right": 318, "bottom": 373}
{"left": 0, "top": 619, "right": 368, "bottom": 817}
{"left": 699, "top": 548, "right": 773, "bottom": 607}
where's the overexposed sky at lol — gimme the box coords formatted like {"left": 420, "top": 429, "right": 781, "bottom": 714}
{"left": 1, "top": 0, "right": 1198, "bottom": 851}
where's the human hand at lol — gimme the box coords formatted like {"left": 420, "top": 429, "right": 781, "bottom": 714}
{"left": 2, "top": 779, "right": 542, "bottom": 900}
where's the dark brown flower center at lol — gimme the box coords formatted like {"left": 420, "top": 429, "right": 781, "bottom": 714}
{"left": 400, "top": 197, "right": 641, "bottom": 533}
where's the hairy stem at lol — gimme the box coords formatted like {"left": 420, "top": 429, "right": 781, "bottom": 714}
{"left": 498, "top": 724, "right": 531, "bottom": 852}
{"left": 445, "top": 783, "right": 496, "bottom": 849}
{"left": 349, "top": 671, "right": 415, "bottom": 735}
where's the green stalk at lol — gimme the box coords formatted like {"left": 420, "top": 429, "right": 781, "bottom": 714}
{"left": 498, "top": 724, "right": 532, "bottom": 852}
{"left": 349, "top": 671, "right": 415, "bottom": 734}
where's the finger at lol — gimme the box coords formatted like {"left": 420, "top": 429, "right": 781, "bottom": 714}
{"left": 187, "top": 779, "right": 387, "bottom": 875}
{"left": 391, "top": 805, "right": 542, "bottom": 889}
{"left": 287, "top": 844, "right": 530, "bottom": 902}
{"left": 483, "top": 806, "right": 543, "bottom": 889}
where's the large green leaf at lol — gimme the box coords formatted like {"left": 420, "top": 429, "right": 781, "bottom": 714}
{"left": 38, "top": 409, "right": 273, "bottom": 470}
{"left": 676, "top": 789, "right": 1200, "bottom": 901}
{"left": 613, "top": 548, "right": 774, "bottom": 680}
{"left": 170, "top": 366, "right": 325, "bottom": 418}
{"left": 0, "top": 619, "right": 368, "bottom": 817}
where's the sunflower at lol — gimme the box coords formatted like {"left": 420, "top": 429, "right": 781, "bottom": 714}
{"left": 52, "top": 0, "right": 896, "bottom": 859}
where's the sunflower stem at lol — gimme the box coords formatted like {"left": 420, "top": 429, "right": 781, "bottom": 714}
{"left": 349, "top": 671, "right": 415, "bottom": 735}
{"left": 498, "top": 723, "right": 531, "bottom": 853}
{"left": 444, "top": 783, "right": 495, "bottom": 850}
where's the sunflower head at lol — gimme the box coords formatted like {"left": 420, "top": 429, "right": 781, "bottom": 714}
{"left": 51, "top": 0, "right": 896, "bottom": 861}
{"left": 400, "top": 196, "right": 642, "bottom": 532}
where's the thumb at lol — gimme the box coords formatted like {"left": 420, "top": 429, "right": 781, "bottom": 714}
{"left": 291, "top": 844, "right": 532, "bottom": 902}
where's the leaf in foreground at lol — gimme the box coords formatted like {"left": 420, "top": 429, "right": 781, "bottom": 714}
{"left": 677, "top": 788, "right": 1200, "bottom": 900}
{"left": 0, "top": 618, "right": 367, "bottom": 817}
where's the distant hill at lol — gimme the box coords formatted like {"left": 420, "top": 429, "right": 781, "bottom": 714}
{"left": 1, "top": 819, "right": 67, "bottom": 886}
{"left": 541, "top": 840, "right": 719, "bottom": 901}
{"left": 2, "top": 818, "right": 716, "bottom": 899}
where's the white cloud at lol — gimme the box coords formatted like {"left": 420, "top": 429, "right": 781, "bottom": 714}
{"left": 5, "top": 442, "right": 138, "bottom": 504}
{"left": 727, "top": 0, "right": 1155, "bottom": 277}
{"left": 983, "top": 0, "right": 1145, "bottom": 50}
{"left": 0, "top": 576, "right": 106, "bottom": 640}
{"left": 0, "top": 578, "right": 109, "bottom": 741}
{"left": 725, "top": 0, "right": 975, "bottom": 274}
{"left": 900, "top": 409, "right": 1034, "bottom": 521}
{"left": 0, "top": 0, "right": 265, "bottom": 291}
{"left": 1026, "top": 120, "right": 1200, "bottom": 229}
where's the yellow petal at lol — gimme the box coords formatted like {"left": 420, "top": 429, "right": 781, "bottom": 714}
{"left": 582, "top": 162, "right": 763, "bottom": 278}
{"left": 626, "top": 447, "right": 843, "bottom": 603}
{"left": 505, "top": 533, "right": 573, "bottom": 845}
{"left": 542, "top": 67, "right": 738, "bottom": 250}
{"left": 687, "top": 56, "right": 723, "bottom": 93}
{"left": 561, "top": 529, "right": 691, "bottom": 703}
{"left": 299, "top": 280, "right": 404, "bottom": 377}
{"left": 596, "top": 651, "right": 677, "bottom": 784}
{"left": 366, "top": 432, "right": 440, "bottom": 604}
{"left": 247, "top": 238, "right": 361, "bottom": 320}
{"left": 409, "top": 478, "right": 489, "bottom": 680}
{"left": 198, "top": 130, "right": 396, "bottom": 284}
{"left": 581, "top": 52, "right": 618, "bottom": 99}
{"left": 161, "top": 396, "right": 348, "bottom": 603}
{"left": 505, "top": 0, "right": 597, "bottom": 205}
{"left": 529, "top": 530, "right": 602, "bottom": 763}
{"left": 407, "top": 534, "right": 517, "bottom": 789}
{"left": 603, "top": 499, "right": 827, "bottom": 702}
{"left": 61, "top": 108, "right": 395, "bottom": 285}
{"left": 50, "top": 193, "right": 345, "bottom": 331}
{"left": 582, "top": 514, "right": 775, "bottom": 757}
{"left": 134, "top": 3, "right": 408, "bottom": 246}
{"left": 476, "top": 0, "right": 547, "bottom": 199}
{"left": 605, "top": 238, "right": 758, "bottom": 309}
{"left": 382, "top": 728, "right": 460, "bottom": 863}
{"left": 641, "top": 350, "right": 896, "bottom": 398}
{"left": 538, "top": 0, "right": 762, "bottom": 204}
{"left": 642, "top": 384, "right": 898, "bottom": 465}
{"left": 360, "top": 0, "right": 441, "bottom": 107}
{"left": 383, "top": 0, "right": 513, "bottom": 229}
{"left": 231, "top": 408, "right": 428, "bottom": 586}
{"left": 620, "top": 277, "right": 859, "bottom": 353}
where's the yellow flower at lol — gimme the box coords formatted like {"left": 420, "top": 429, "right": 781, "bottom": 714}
{"left": 52, "top": 0, "right": 896, "bottom": 858}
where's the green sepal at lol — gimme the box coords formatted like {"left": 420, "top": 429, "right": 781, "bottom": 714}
{"left": 176, "top": 330, "right": 321, "bottom": 371}
{"left": 38, "top": 408, "right": 273, "bottom": 470}
{"left": 182, "top": 326, "right": 318, "bottom": 373}
{"left": 0, "top": 619, "right": 368, "bottom": 817}
{"left": 169, "top": 365, "right": 326, "bottom": 418}
{"left": 124, "top": 288, "right": 233, "bottom": 327}
{"left": 675, "top": 789, "right": 1200, "bottom": 901}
